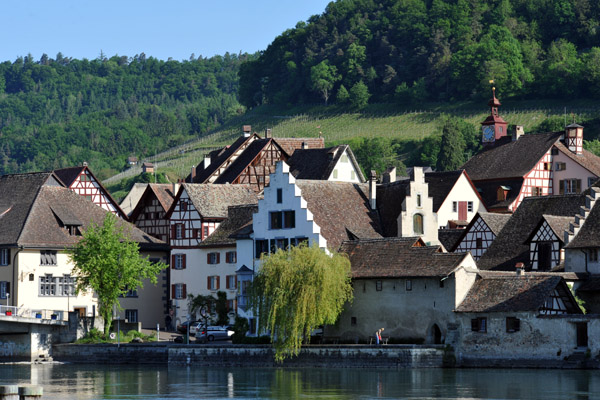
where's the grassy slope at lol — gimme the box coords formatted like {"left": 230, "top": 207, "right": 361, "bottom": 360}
{"left": 104, "top": 99, "right": 600, "bottom": 198}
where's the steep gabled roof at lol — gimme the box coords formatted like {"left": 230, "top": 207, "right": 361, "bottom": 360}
{"left": 424, "top": 170, "right": 463, "bottom": 212}
{"left": 438, "top": 229, "right": 465, "bottom": 251}
{"left": 554, "top": 141, "right": 600, "bottom": 177}
{"left": 0, "top": 173, "right": 165, "bottom": 249}
{"left": 129, "top": 184, "right": 176, "bottom": 222}
{"left": 565, "top": 191, "right": 600, "bottom": 249}
{"left": 175, "top": 183, "right": 258, "bottom": 219}
{"left": 286, "top": 145, "right": 365, "bottom": 182}
{"left": 190, "top": 134, "right": 257, "bottom": 183}
{"left": 456, "top": 274, "right": 581, "bottom": 313}
{"left": 120, "top": 183, "right": 148, "bottom": 216}
{"left": 478, "top": 194, "right": 585, "bottom": 270}
{"left": 340, "top": 237, "right": 467, "bottom": 278}
{"left": 273, "top": 137, "right": 325, "bottom": 155}
{"left": 525, "top": 214, "right": 574, "bottom": 244}
{"left": 295, "top": 180, "right": 382, "bottom": 249}
{"left": 462, "top": 132, "right": 562, "bottom": 181}
{"left": 199, "top": 204, "right": 258, "bottom": 248}
{"left": 449, "top": 212, "right": 511, "bottom": 252}
{"left": 213, "top": 138, "right": 278, "bottom": 184}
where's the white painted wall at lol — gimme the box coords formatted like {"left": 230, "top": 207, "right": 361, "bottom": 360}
{"left": 553, "top": 149, "right": 598, "bottom": 194}
{"left": 327, "top": 148, "right": 362, "bottom": 183}
{"left": 437, "top": 173, "right": 486, "bottom": 228}
{"left": 398, "top": 167, "right": 439, "bottom": 244}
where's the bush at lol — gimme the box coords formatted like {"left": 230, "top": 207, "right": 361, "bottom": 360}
{"left": 76, "top": 328, "right": 108, "bottom": 343}
{"left": 232, "top": 316, "right": 249, "bottom": 344}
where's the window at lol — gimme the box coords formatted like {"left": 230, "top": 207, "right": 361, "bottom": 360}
{"left": 58, "top": 275, "right": 75, "bottom": 296}
{"left": 551, "top": 147, "right": 559, "bottom": 155}
{"left": 0, "top": 281, "right": 8, "bottom": 299}
{"left": 203, "top": 226, "right": 209, "bottom": 239}
{"left": 413, "top": 214, "right": 424, "bottom": 235}
{"left": 452, "top": 202, "right": 457, "bottom": 212}
{"left": 172, "top": 283, "right": 186, "bottom": 299}
{"left": 207, "top": 276, "right": 220, "bottom": 290}
{"left": 226, "top": 251, "right": 237, "bottom": 264}
{"left": 255, "top": 239, "right": 269, "bottom": 258}
{"left": 416, "top": 194, "right": 422, "bottom": 208}
{"left": 270, "top": 211, "right": 295, "bottom": 229}
{"left": 341, "top": 154, "right": 349, "bottom": 163}
{"left": 123, "top": 288, "right": 138, "bottom": 297}
{"left": 276, "top": 188, "right": 282, "bottom": 203}
{"left": 590, "top": 249, "right": 599, "bottom": 262}
{"left": 227, "top": 299, "right": 235, "bottom": 311}
{"left": 40, "top": 251, "right": 57, "bottom": 266}
{"left": 333, "top": 169, "right": 338, "bottom": 179}
{"left": 172, "top": 254, "right": 186, "bottom": 270}
{"left": 175, "top": 224, "right": 184, "bottom": 239}
{"left": 559, "top": 179, "right": 581, "bottom": 194}
{"left": 290, "top": 237, "right": 309, "bottom": 247}
{"left": 471, "top": 317, "right": 487, "bottom": 333}
{"left": 192, "top": 228, "right": 199, "bottom": 239}
{"left": 506, "top": 317, "right": 520, "bottom": 333}
{"left": 555, "top": 162, "right": 566, "bottom": 171}
{"left": 226, "top": 275, "right": 237, "bottom": 289}
{"left": 275, "top": 238, "right": 287, "bottom": 251}
{"left": 351, "top": 317, "right": 357, "bottom": 326}
{"left": 376, "top": 280, "right": 382, "bottom": 291}
{"left": 497, "top": 187, "right": 507, "bottom": 202}
{"left": 125, "top": 309, "right": 138, "bottom": 323}
{"left": 532, "top": 187, "right": 543, "bottom": 196}
{"left": 476, "top": 238, "right": 483, "bottom": 249}
{"left": 538, "top": 242, "right": 552, "bottom": 270}
{"left": 40, "top": 275, "right": 56, "bottom": 296}
{"left": 467, "top": 201, "right": 473, "bottom": 212}
{"left": 351, "top": 171, "right": 356, "bottom": 180}
{"left": 406, "top": 280, "right": 412, "bottom": 291}
{"left": 180, "top": 201, "right": 188, "bottom": 211}
{"left": 207, "top": 252, "right": 220, "bottom": 264}
{"left": 544, "top": 162, "right": 552, "bottom": 171}
{"left": 0, "top": 249, "right": 9, "bottom": 266}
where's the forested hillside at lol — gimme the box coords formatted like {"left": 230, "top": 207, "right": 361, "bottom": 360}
{"left": 239, "top": 0, "right": 600, "bottom": 107}
{"left": 0, "top": 52, "right": 254, "bottom": 178}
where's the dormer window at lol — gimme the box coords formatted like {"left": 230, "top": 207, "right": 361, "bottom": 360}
{"left": 497, "top": 186, "right": 509, "bottom": 202}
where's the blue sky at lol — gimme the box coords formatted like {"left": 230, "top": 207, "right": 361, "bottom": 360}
{"left": 1, "top": 0, "right": 332, "bottom": 62}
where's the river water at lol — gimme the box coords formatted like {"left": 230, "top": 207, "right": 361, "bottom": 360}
{"left": 1, "top": 364, "right": 600, "bottom": 399}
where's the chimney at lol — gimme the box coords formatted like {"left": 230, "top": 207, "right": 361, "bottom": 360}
{"left": 369, "top": 170, "right": 377, "bottom": 210}
{"left": 82, "top": 161, "right": 88, "bottom": 167}
{"left": 515, "top": 262, "right": 525, "bottom": 276}
{"left": 301, "top": 141, "right": 308, "bottom": 150}
{"left": 265, "top": 128, "right": 272, "bottom": 138}
{"left": 190, "top": 166, "right": 196, "bottom": 181}
{"left": 204, "top": 156, "right": 211, "bottom": 169}
{"left": 512, "top": 126, "right": 524, "bottom": 141}
{"left": 243, "top": 125, "right": 251, "bottom": 137}
{"left": 413, "top": 166, "right": 425, "bottom": 183}
{"left": 382, "top": 167, "right": 396, "bottom": 183}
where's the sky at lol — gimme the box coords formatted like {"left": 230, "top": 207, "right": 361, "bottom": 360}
{"left": 1, "top": 0, "right": 332, "bottom": 62}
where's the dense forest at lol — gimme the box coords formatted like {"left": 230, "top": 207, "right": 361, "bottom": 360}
{"left": 239, "top": 0, "right": 600, "bottom": 107}
{"left": 0, "top": 52, "right": 253, "bottom": 177}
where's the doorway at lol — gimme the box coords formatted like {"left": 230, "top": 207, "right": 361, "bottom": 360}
{"left": 576, "top": 322, "right": 588, "bottom": 348}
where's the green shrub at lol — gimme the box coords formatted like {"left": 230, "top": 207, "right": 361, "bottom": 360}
{"left": 232, "top": 317, "right": 249, "bottom": 344}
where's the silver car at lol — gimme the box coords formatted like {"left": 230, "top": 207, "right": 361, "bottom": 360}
{"left": 196, "top": 325, "right": 234, "bottom": 342}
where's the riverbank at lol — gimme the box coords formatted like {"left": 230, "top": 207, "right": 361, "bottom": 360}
{"left": 50, "top": 343, "right": 600, "bottom": 369}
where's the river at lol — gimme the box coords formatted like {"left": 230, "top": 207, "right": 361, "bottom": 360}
{"left": 1, "top": 364, "right": 600, "bottom": 399}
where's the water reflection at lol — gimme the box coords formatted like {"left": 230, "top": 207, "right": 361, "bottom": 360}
{"left": 1, "top": 364, "right": 600, "bottom": 399}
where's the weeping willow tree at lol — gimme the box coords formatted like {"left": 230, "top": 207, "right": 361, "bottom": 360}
{"left": 250, "top": 243, "right": 353, "bottom": 362}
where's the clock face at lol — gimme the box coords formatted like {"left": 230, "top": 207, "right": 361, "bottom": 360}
{"left": 482, "top": 125, "right": 495, "bottom": 142}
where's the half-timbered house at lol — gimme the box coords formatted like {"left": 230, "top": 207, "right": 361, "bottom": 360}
{"left": 129, "top": 183, "right": 177, "bottom": 243}
{"left": 452, "top": 212, "right": 511, "bottom": 260}
{"left": 462, "top": 91, "right": 600, "bottom": 212}
{"left": 53, "top": 165, "right": 126, "bottom": 218}
{"left": 526, "top": 215, "right": 574, "bottom": 271}
{"left": 0, "top": 172, "right": 168, "bottom": 330}
{"left": 165, "top": 184, "right": 258, "bottom": 325}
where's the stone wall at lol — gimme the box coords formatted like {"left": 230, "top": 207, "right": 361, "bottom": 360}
{"left": 53, "top": 343, "right": 169, "bottom": 364}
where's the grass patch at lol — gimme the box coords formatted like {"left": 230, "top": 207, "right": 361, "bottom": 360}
{"left": 76, "top": 328, "right": 157, "bottom": 344}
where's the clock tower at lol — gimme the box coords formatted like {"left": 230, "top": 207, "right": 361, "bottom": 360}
{"left": 481, "top": 87, "right": 508, "bottom": 145}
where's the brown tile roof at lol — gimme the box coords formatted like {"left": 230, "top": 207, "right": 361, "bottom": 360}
{"left": 565, "top": 189, "right": 600, "bottom": 249}
{"left": 376, "top": 180, "right": 410, "bottom": 237}
{"left": 129, "top": 184, "right": 176, "bottom": 222}
{"left": 0, "top": 173, "right": 165, "bottom": 249}
{"left": 554, "top": 141, "right": 600, "bottom": 177}
{"left": 478, "top": 194, "right": 585, "bottom": 270}
{"left": 286, "top": 145, "right": 365, "bottom": 182}
{"left": 274, "top": 137, "right": 324, "bottom": 155}
{"left": 183, "top": 183, "right": 258, "bottom": 219}
{"left": 456, "top": 274, "right": 581, "bottom": 313}
{"left": 438, "top": 229, "right": 465, "bottom": 251}
{"left": 53, "top": 166, "right": 85, "bottom": 186}
{"left": 450, "top": 212, "right": 511, "bottom": 252}
{"left": 472, "top": 178, "right": 524, "bottom": 211}
{"left": 295, "top": 180, "right": 382, "bottom": 249}
{"left": 462, "top": 132, "right": 562, "bottom": 180}
{"left": 340, "top": 237, "right": 468, "bottom": 278}
{"left": 198, "top": 204, "right": 258, "bottom": 248}
{"left": 424, "top": 170, "right": 463, "bottom": 212}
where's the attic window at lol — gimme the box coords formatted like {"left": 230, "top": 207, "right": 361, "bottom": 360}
{"left": 551, "top": 148, "right": 559, "bottom": 156}
{"left": 341, "top": 154, "right": 349, "bottom": 163}
{"left": 65, "top": 225, "right": 81, "bottom": 236}
{"left": 496, "top": 187, "right": 509, "bottom": 202}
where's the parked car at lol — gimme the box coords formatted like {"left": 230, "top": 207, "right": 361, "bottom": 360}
{"left": 176, "top": 320, "right": 198, "bottom": 334}
{"left": 189, "top": 322, "right": 205, "bottom": 337}
{"left": 196, "top": 326, "right": 234, "bottom": 342}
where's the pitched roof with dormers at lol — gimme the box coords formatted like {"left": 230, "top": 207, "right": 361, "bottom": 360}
{"left": 175, "top": 183, "right": 258, "bottom": 219}
{"left": 340, "top": 237, "right": 469, "bottom": 278}
{"left": 198, "top": 204, "right": 258, "bottom": 248}
{"left": 286, "top": 145, "right": 365, "bottom": 182}
{"left": 0, "top": 172, "right": 166, "bottom": 249}
{"left": 478, "top": 194, "right": 585, "bottom": 270}
{"left": 295, "top": 180, "right": 383, "bottom": 249}
{"left": 456, "top": 274, "right": 581, "bottom": 313}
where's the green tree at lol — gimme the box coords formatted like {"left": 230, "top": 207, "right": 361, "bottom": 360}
{"left": 436, "top": 116, "right": 468, "bottom": 171}
{"left": 310, "top": 61, "right": 340, "bottom": 105}
{"left": 69, "top": 214, "right": 166, "bottom": 335}
{"left": 336, "top": 84, "right": 350, "bottom": 104}
{"left": 349, "top": 80, "right": 370, "bottom": 109}
{"left": 188, "top": 293, "right": 216, "bottom": 333}
{"left": 215, "top": 291, "right": 229, "bottom": 326}
{"left": 250, "top": 244, "right": 353, "bottom": 362}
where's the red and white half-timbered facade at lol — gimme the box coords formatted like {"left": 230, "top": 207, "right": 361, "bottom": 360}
{"left": 54, "top": 166, "right": 126, "bottom": 218}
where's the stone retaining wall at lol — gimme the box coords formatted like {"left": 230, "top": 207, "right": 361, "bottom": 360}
{"left": 53, "top": 343, "right": 445, "bottom": 368}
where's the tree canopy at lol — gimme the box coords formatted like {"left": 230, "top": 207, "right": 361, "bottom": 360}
{"left": 250, "top": 244, "right": 353, "bottom": 362}
{"left": 69, "top": 213, "right": 166, "bottom": 335}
